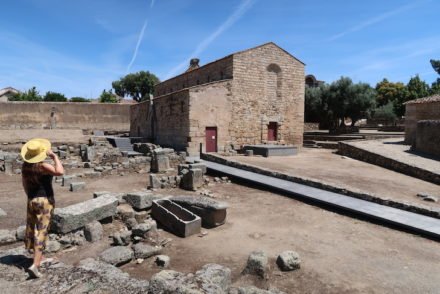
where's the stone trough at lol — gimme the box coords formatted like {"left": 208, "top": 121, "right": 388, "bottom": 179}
{"left": 242, "top": 145, "right": 297, "bottom": 157}
{"left": 152, "top": 199, "right": 201, "bottom": 237}
{"left": 169, "top": 195, "right": 228, "bottom": 228}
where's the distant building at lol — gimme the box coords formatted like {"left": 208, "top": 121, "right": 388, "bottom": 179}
{"left": 130, "top": 42, "right": 305, "bottom": 155}
{"left": 405, "top": 94, "right": 440, "bottom": 157}
{"left": 0, "top": 87, "right": 20, "bottom": 102}
{"left": 305, "top": 75, "right": 324, "bottom": 87}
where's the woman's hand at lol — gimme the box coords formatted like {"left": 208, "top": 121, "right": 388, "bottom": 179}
{"left": 46, "top": 149, "right": 56, "bottom": 159}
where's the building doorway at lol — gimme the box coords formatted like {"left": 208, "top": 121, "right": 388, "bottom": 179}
{"left": 268, "top": 122, "right": 277, "bottom": 141}
{"left": 205, "top": 127, "right": 217, "bottom": 152}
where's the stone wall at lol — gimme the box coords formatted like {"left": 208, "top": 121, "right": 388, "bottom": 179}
{"left": 405, "top": 100, "right": 440, "bottom": 144}
{"left": 0, "top": 102, "right": 130, "bottom": 131}
{"left": 415, "top": 120, "right": 440, "bottom": 157}
{"left": 130, "top": 101, "right": 150, "bottom": 138}
{"left": 338, "top": 141, "right": 440, "bottom": 185}
{"left": 154, "top": 56, "right": 233, "bottom": 97}
{"left": 187, "top": 81, "right": 233, "bottom": 153}
{"left": 230, "top": 43, "right": 305, "bottom": 147}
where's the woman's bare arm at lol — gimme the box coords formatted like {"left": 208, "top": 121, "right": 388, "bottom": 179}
{"left": 41, "top": 150, "right": 64, "bottom": 176}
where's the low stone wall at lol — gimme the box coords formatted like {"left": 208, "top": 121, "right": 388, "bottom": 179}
{"left": 338, "top": 141, "right": 440, "bottom": 185}
{"left": 415, "top": 120, "right": 440, "bottom": 158}
{"left": 0, "top": 102, "right": 130, "bottom": 131}
{"left": 201, "top": 153, "right": 440, "bottom": 219}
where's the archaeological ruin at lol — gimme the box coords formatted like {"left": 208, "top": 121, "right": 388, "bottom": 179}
{"left": 404, "top": 94, "right": 440, "bottom": 157}
{"left": 130, "top": 42, "right": 305, "bottom": 155}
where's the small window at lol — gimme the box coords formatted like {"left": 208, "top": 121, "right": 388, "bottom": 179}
{"left": 220, "top": 71, "right": 224, "bottom": 79}
{"left": 207, "top": 76, "right": 211, "bottom": 82}
{"left": 197, "top": 80, "right": 200, "bottom": 85}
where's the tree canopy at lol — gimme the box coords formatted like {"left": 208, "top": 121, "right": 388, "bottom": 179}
{"left": 70, "top": 97, "right": 90, "bottom": 102}
{"left": 112, "top": 71, "right": 160, "bottom": 102}
{"left": 375, "top": 79, "right": 406, "bottom": 107}
{"left": 430, "top": 59, "right": 440, "bottom": 75}
{"left": 99, "top": 89, "right": 118, "bottom": 103}
{"left": 305, "top": 77, "right": 375, "bottom": 128}
{"left": 9, "top": 87, "right": 42, "bottom": 101}
{"left": 43, "top": 91, "right": 67, "bottom": 102}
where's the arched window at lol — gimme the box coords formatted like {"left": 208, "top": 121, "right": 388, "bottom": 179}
{"left": 266, "top": 63, "right": 282, "bottom": 99}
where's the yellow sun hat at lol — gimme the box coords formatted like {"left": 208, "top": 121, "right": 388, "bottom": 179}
{"left": 20, "top": 138, "right": 51, "bottom": 163}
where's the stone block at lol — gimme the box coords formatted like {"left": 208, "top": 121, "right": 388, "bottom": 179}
{"left": 46, "top": 240, "right": 61, "bottom": 253}
{"left": 152, "top": 199, "right": 201, "bottom": 238}
{"left": 195, "top": 263, "right": 232, "bottom": 293}
{"left": 276, "top": 251, "right": 301, "bottom": 271}
{"left": 51, "top": 195, "right": 118, "bottom": 234}
{"left": 151, "top": 154, "right": 170, "bottom": 173}
{"left": 124, "top": 192, "right": 156, "bottom": 210}
{"left": 0, "top": 229, "right": 16, "bottom": 244}
{"left": 170, "top": 195, "right": 228, "bottom": 228}
{"left": 149, "top": 174, "right": 161, "bottom": 189}
{"left": 0, "top": 208, "right": 6, "bottom": 217}
{"left": 84, "top": 221, "right": 104, "bottom": 242}
{"left": 113, "top": 230, "right": 132, "bottom": 246}
{"left": 100, "top": 246, "right": 134, "bottom": 266}
{"left": 70, "top": 182, "right": 86, "bottom": 192}
{"left": 242, "top": 251, "right": 268, "bottom": 278}
{"left": 180, "top": 168, "right": 204, "bottom": 191}
{"left": 135, "top": 218, "right": 157, "bottom": 234}
{"left": 132, "top": 243, "right": 162, "bottom": 259}
{"left": 188, "top": 163, "right": 207, "bottom": 174}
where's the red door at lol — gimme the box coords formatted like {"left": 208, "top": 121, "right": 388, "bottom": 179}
{"left": 268, "top": 122, "right": 277, "bottom": 141}
{"left": 205, "top": 127, "right": 217, "bottom": 152}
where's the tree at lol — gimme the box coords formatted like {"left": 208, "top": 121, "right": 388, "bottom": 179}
{"left": 406, "top": 74, "right": 429, "bottom": 99}
{"left": 99, "top": 89, "right": 118, "bottom": 103}
{"left": 9, "top": 87, "right": 42, "bottom": 101}
{"left": 375, "top": 79, "right": 406, "bottom": 107}
{"left": 326, "top": 77, "right": 375, "bottom": 127}
{"left": 43, "top": 91, "right": 67, "bottom": 102}
{"left": 371, "top": 102, "right": 397, "bottom": 122}
{"left": 346, "top": 82, "right": 376, "bottom": 126}
{"left": 112, "top": 71, "right": 160, "bottom": 102}
{"left": 430, "top": 59, "right": 440, "bottom": 75}
{"left": 430, "top": 59, "right": 440, "bottom": 95}
{"left": 70, "top": 97, "right": 90, "bottom": 102}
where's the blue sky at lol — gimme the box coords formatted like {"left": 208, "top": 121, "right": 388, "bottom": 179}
{"left": 0, "top": 0, "right": 439, "bottom": 98}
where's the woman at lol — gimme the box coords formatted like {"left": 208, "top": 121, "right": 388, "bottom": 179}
{"left": 21, "top": 138, "right": 64, "bottom": 278}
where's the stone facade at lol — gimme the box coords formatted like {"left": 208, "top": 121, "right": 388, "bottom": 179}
{"left": 404, "top": 95, "right": 440, "bottom": 145}
{"left": 131, "top": 42, "right": 305, "bottom": 155}
{"left": 415, "top": 120, "right": 440, "bottom": 157}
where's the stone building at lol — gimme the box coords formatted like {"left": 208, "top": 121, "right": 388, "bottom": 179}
{"left": 305, "top": 75, "right": 324, "bottom": 88}
{"left": 404, "top": 95, "right": 440, "bottom": 157}
{"left": 130, "top": 42, "right": 305, "bottom": 155}
{"left": 0, "top": 87, "right": 19, "bottom": 102}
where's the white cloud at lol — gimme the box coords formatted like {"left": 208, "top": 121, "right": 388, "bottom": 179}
{"left": 165, "top": 0, "right": 256, "bottom": 79}
{"left": 327, "top": 0, "right": 430, "bottom": 42}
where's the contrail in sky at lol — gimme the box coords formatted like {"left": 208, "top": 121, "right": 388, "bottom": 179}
{"left": 165, "top": 0, "right": 256, "bottom": 79}
{"left": 327, "top": 0, "right": 430, "bottom": 42}
{"left": 126, "top": 0, "right": 156, "bottom": 73}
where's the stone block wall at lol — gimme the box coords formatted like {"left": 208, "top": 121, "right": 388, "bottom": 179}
{"left": 415, "top": 120, "right": 440, "bottom": 157}
{"left": 0, "top": 102, "right": 130, "bottom": 131}
{"left": 405, "top": 100, "right": 440, "bottom": 144}
{"left": 230, "top": 43, "right": 305, "bottom": 147}
{"left": 187, "top": 81, "right": 233, "bottom": 153}
{"left": 151, "top": 90, "right": 191, "bottom": 151}
{"left": 130, "top": 101, "right": 150, "bottom": 138}
{"left": 154, "top": 55, "right": 233, "bottom": 97}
